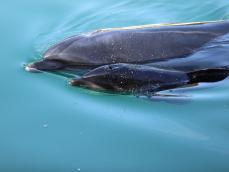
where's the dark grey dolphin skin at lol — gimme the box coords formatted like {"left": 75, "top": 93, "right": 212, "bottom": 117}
{"left": 70, "top": 32, "right": 229, "bottom": 94}
{"left": 148, "top": 32, "right": 229, "bottom": 72}
{"left": 70, "top": 64, "right": 190, "bottom": 94}
{"left": 70, "top": 63, "right": 229, "bottom": 94}
{"left": 26, "top": 21, "right": 229, "bottom": 72}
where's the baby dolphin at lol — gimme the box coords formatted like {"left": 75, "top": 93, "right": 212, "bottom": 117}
{"left": 70, "top": 63, "right": 229, "bottom": 94}
{"left": 26, "top": 20, "right": 229, "bottom": 72}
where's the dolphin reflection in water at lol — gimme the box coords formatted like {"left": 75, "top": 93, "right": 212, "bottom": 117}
{"left": 26, "top": 21, "right": 229, "bottom": 95}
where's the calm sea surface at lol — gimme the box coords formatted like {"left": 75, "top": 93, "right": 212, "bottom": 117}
{"left": 1, "top": 0, "right": 229, "bottom": 171}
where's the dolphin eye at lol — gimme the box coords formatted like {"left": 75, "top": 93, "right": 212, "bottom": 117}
{"left": 108, "top": 65, "right": 113, "bottom": 70}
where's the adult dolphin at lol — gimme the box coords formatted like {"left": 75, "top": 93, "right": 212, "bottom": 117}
{"left": 26, "top": 20, "right": 229, "bottom": 72}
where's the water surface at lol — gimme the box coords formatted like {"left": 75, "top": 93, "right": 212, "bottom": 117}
{"left": 1, "top": 0, "right": 229, "bottom": 171}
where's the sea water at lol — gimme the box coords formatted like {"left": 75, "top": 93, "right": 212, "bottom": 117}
{"left": 1, "top": 0, "right": 229, "bottom": 171}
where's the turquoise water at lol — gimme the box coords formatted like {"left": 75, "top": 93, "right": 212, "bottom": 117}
{"left": 1, "top": 0, "right": 229, "bottom": 171}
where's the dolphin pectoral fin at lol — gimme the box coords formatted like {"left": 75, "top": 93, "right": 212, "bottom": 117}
{"left": 25, "top": 59, "right": 65, "bottom": 72}
{"left": 147, "top": 93, "right": 191, "bottom": 104}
